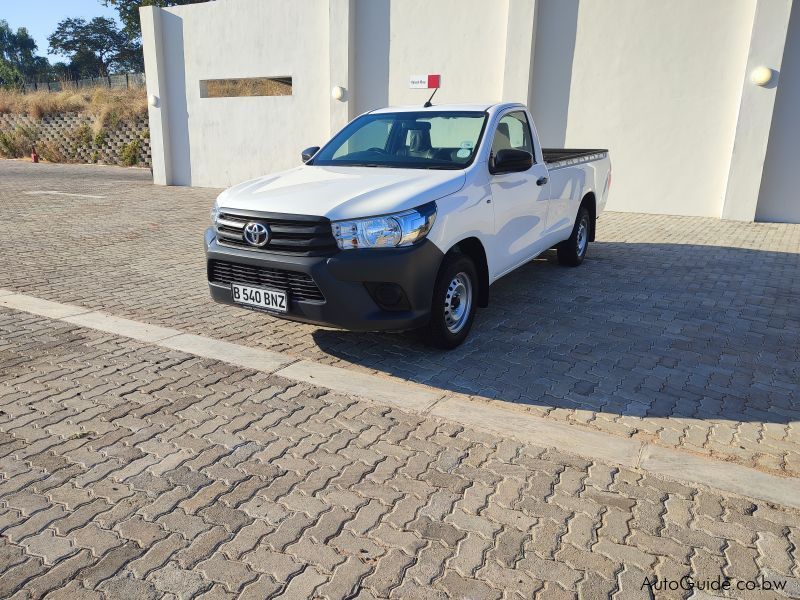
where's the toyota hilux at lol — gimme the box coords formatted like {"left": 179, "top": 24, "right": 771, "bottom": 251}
{"left": 206, "top": 102, "right": 611, "bottom": 348}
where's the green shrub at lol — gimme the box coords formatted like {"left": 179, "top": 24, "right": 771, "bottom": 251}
{"left": 73, "top": 122, "right": 92, "bottom": 147}
{"left": 120, "top": 139, "right": 140, "bottom": 166}
{"left": 93, "top": 128, "right": 106, "bottom": 147}
{"left": 107, "top": 109, "right": 121, "bottom": 130}
{"left": 90, "top": 150, "right": 99, "bottom": 163}
{"left": 0, "top": 130, "right": 17, "bottom": 157}
{"left": 0, "top": 123, "right": 38, "bottom": 158}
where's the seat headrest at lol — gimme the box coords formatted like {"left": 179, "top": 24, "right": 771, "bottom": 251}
{"left": 408, "top": 129, "right": 432, "bottom": 152}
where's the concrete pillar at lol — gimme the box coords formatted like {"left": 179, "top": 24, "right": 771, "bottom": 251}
{"left": 329, "top": 0, "right": 355, "bottom": 136}
{"left": 721, "top": 0, "right": 794, "bottom": 221}
{"left": 502, "top": 0, "right": 537, "bottom": 103}
{"left": 140, "top": 6, "right": 171, "bottom": 185}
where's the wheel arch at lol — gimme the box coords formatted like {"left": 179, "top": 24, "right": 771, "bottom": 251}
{"left": 581, "top": 191, "right": 597, "bottom": 242}
{"left": 447, "top": 236, "right": 489, "bottom": 307}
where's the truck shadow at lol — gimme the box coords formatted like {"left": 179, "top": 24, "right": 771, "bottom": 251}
{"left": 312, "top": 241, "right": 799, "bottom": 426}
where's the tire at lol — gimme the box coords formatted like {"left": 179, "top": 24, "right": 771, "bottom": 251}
{"left": 424, "top": 253, "right": 478, "bottom": 349}
{"left": 557, "top": 206, "right": 590, "bottom": 267}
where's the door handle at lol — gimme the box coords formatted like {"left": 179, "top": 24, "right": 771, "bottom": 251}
{"left": 537, "top": 176, "right": 548, "bottom": 186}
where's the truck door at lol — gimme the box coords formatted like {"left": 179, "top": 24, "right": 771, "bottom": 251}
{"left": 488, "top": 110, "right": 551, "bottom": 277}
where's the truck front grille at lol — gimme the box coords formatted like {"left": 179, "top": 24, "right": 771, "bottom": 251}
{"left": 215, "top": 211, "right": 338, "bottom": 256}
{"left": 208, "top": 260, "right": 325, "bottom": 303}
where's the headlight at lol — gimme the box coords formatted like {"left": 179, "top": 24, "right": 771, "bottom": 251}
{"left": 210, "top": 200, "right": 220, "bottom": 226}
{"left": 332, "top": 202, "right": 436, "bottom": 250}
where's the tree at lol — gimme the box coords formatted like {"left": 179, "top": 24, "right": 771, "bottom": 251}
{"left": 102, "top": 0, "right": 210, "bottom": 39}
{"left": 0, "top": 60, "right": 24, "bottom": 89}
{"left": 0, "top": 20, "right": 50, "bottom": 83}
{"left": 48, "top": 17, "right": 143, "bottom": 77}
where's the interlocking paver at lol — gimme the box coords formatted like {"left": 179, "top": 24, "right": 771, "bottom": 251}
{"left": 147, "top": 561, "right": 209, "bottom": 599}
{"left": 20, "top": 529, "right": 77, "bottom": 565}
{"left": 97, "top": 572, "right": 160, "bottom": 600}
{"left": 195, "top": 554, "right": 258, "bottom": 593}
{"left": 276, "top": 566, "right": 327, "bottom": 600}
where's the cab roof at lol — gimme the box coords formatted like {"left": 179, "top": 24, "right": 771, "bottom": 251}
{"left": 369, "top": 102, "right": 524, "bottom": 114}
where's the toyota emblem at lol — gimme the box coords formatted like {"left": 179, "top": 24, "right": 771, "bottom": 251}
{"left": 243, "top": 222, "right": 270, "bottom": 247}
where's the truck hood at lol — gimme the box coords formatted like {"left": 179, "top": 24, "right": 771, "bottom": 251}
{"left": 216, "top": 165, "right": 467, "bottom": 221}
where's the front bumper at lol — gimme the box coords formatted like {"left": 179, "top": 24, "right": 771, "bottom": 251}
{"left": 205, "top": 228, "right": 444, "bottom": 331}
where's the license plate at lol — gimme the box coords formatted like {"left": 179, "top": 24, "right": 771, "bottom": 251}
{"left": 231, "top": 283, "right": 288, "bottom": 313}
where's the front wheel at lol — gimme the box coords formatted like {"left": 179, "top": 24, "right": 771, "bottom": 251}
{"left": 424, "top": 254, "right": 478, "bottom": 349}
{"left": 557, "top": 206, "right": 590, "bottom": 266}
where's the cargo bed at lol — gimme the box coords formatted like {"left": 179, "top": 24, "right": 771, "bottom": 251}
{"left": 543, "top": 148, "right": 608, "bottom": 169}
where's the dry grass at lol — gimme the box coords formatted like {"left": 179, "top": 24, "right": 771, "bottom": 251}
{"left": 202, "top": 77, "right": 292, "bottom": 98}
{"left": 0, "top": 86, "right": 148, "bottom": 127}
{"left": 37, "top": 140, "right": 69, "bottom": 163}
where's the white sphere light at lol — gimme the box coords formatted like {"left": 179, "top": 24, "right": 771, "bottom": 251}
{"left": 148, "top": 94, "right": 159, "bottom": 107}
{"left": 331, "top": 86, "right": 346, "bottom": 101}
{"left": 750, "top": 66, "right": 773, "bottom": 87}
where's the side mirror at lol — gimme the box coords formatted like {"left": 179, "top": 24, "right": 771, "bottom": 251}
{"left": 301, "top": 146, "right": 320, "bottom": 163}
{"left": 490, "top": 148, "right": 533, "bottom": 174}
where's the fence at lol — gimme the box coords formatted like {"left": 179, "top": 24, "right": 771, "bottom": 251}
{"left": 22, "top": 73, "right": 146, "bottom": 94}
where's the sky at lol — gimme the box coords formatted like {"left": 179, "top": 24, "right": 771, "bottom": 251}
{"left": 1, "top": 0, "right": 122, "bottom": 62}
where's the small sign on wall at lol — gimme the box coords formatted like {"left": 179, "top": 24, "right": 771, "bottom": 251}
{"left": 409, "top": 74, "right": 441, "bottom": 89}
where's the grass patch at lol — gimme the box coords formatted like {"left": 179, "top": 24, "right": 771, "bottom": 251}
{"left": 201, "top": 77, "right": 292, "bottom": 98}
{"left": 0, "top": 86, "right": 147, "bottom": 122}
{"left": 38, "top": 140, "right": 69, "bottom": 163}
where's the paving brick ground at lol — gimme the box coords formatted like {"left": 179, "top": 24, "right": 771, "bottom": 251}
{"left": 1, "top": 308, "right": 800, "bottom": 599}
{"left": 0, "top": 161, "right": 797, "bottom": 477}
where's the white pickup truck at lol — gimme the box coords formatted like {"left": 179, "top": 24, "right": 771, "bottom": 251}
{"left": 206, "top": 102, "right": 611, "bottom": 348}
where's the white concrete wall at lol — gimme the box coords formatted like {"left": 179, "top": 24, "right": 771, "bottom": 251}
{"left": 386, "top": 0, "right": 509, "bottom": 106}
{"left": 757, "top": 0, "right": 800, "bottom": 223}
{"left": 531, "top": 0, "right": 757, "bottom": 218}
{"left": 353, "top": 0, "right": 390, "bottom": 116}
{"left": 153, "top": 0, "right": 329, "bottom": 187}
{"left": 141, "top": 0, "right": 799, "bottom": 223}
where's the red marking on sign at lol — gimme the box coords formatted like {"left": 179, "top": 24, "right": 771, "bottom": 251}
{"left": 427, "top": 74, "right": 441, "bottom": 88}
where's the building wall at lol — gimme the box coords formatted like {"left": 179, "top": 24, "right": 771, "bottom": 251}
{"left": 756, "top": 0, "right": 800, "bottom": 223}
{"left": 154, "top": 0, "right": 329, "bottom": 187}
{"left": 353, "top": 0, "right": 390, "bottom": 116}
{"left": 142, "top": 0, "right": 798, "bottom": 223}
{"left": 531, "top": 0, "right": 757, "bottom": 217}
{"left": 385, "top": 0, "right": 509, "bottom": 106}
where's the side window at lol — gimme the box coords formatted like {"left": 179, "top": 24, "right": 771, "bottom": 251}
{"left": 491, "top": 111, "right": 534, "bottom": 158}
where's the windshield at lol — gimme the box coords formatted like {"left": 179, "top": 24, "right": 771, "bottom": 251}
{"left": 311, "top": 111, "right": 487, "bottom": 169}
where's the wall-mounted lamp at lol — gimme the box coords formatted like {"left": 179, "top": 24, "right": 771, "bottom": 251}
{"left": 331, "top": 86, "right": 346, "bottom": 101}
{"left": 750, "top": 66, "right": 773, "bottom": 87}
{"left": 148, "top": 94, "right": 159, "bottom": 107}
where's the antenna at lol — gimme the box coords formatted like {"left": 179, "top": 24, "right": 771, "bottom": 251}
{"left": 424, "top": 87, "right": 438, "bottom": 108}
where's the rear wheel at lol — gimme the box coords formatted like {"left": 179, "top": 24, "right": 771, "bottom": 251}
{"left": 424, "top": 254, "right": 477, "bottom": 349}
{"left": 557, "top": 206, "right": 590, "bottom": 266}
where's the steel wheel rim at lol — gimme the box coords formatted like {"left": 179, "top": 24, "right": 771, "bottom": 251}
{"left": 444, "top": 272, "right": 473, "bottom": 334}
{"left": 576, "top": 217, "right": 588, "bottom": 256}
